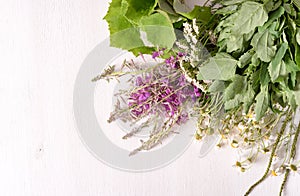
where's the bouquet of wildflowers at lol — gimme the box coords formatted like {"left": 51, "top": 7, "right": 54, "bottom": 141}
{"left": 94, "top": 0, "right": 300, "bottom": 195}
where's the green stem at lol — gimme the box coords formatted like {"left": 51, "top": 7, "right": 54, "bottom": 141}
{"left": 279, "top": 111, "right": 300, "bottom": 195}
{"left": 244, "top": 110, "right": 292, "bottom": 196}
{"left": 279, "top": 170, "right": 290, "bottom": 196}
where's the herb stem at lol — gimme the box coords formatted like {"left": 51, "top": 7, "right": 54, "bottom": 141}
{"left": 244, "top": 110, "right": 292, "bottom": 196}
{"left": 279, "top": 109, "right": 300, "bottom": 195}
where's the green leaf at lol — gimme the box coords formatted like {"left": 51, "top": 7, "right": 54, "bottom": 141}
{"left": 283, "top": 3, "right": 296, "bottom": 17}
{"left": 231, "top": 2, "right": 268, "bottom": 35}
{"left": 104, "top": 0, "right": 175, "bottom": 52}
{"left": 216, "top": 5, "right": 238, "bottom": 15}
{"left": 139, "top": 12, "right": 176, "bottom": 48}
{"left": 158, "top": 0, "right": 177, "bottom": 15}
{"left": 208, "top": 80, "right": 226, "bottom": 93}
{"left": 105, "top": 0, "right": 145, "bottom": 50}
{"left": 283, "top": 90, "right": 297, "bottom": 110}
{"left": 255, "top": 86, "right": 270, "bottom": 121}
{"left": 238, "top": 50, "right": 254, "bottom": 68}
{"left": 225, "top": 94, "right": 244, "bottom": 110}
{"left": 285, "top": 57, "right": 300, "bottom": 72}
{"left": 243, "top": 85, "right": 255, "bottom": 113}
{"left": 173, "top": 0, "right": 192, "bottom": 13}
{"left": 125, "top": 0, "right": 158, "bottom": 22}
{"left": 263, "top": 6, "right": 285, "bottom": 28}
{"left": 217, "top": 2, "right": 268, "bottom": 53}
{"left": 293, "top": 0, "right": 300, "bottom": 10}
{"left": 178, "top": 6, "right": 212, "bottom": 23}
{"left": 224, "top": 75, "right": 247, "bottom": 101}
{"left": 296, "top": 28, "right": 300, "bottom": 46}
{"left": 264, "top": 0, "right": 283, "bottom": 12}
{"left": 260, "top": 63, "right": 270, "bottom": 86}
{"left": 251, "top": 28, "right": 276, "bottom": 62}
{"left": 221, "top": 0, "right": 248, "bottom": 6}
{"left": 296, "top": 44, "right": 300, "bottom": 68}
{"left": 294, "top": 73, "right": 300, "bottom": 106}
{"left": 268, "top": 42, "right": 288, "bottom": 82}
{"left": 197, "top": 53, "right": 238, "bottom": 81}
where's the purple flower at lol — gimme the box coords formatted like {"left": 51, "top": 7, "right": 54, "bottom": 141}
{"left": 152, "top": 50, "right": 164, "bottom": 59}
{"left": 194, "top": 86, "right": 201, "bottom": 97}
{"left": 165, "top": 56, "right": 178, "bottom": 68}
{"left": 177, "top": 52, "right": 186, "bottom": 57}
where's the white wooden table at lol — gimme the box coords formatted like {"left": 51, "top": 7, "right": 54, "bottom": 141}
{"left": 1, "top": 0, "right": 299, "bottom": 195}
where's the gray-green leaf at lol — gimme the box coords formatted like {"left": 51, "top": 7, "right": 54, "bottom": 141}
{"left": 197, "top": 53, "right": 237, "bottom": 81}
{"left": 255, "top": 86, "right": 270, "bottom": 121}
{"left": 251, "top": 28, "right": 276, "bottom": 62}
{"left": 268, "top": 42, "right": 288, "bottom": 82}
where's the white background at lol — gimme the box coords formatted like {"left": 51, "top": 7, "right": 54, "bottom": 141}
{"left": 1, "top": 0, "right": 300, "bottom": 195}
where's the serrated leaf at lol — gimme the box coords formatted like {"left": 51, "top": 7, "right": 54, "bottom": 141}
{"left": 197, "top": 53, "right": 237, "bottom": 81}
{"left": 104, "top": 0, "right": 175, "bottom": 52}
{"left": 268, "top": 42, "right": 288, "bottom": 82}
{"left": 217, "top": 2, "right": 268, "bottom": 53}
{"left": 255, "top": 86, "right": 270, "bottom": 121}
{"left": 251, "top": 28, "right": 276, "bottom": 62}
{"left": 125, "top": 0, "right": 158, "bottom": 23}
{"left": 231, "top": 2, "right": 268, "bottom": 35}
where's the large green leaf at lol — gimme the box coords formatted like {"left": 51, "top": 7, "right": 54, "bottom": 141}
{"left": 104, "top": 0, "right": 145, "bottom": 50}
{"left": 197, "top": 53, "right": 237, "bottom": 81}
{"left": 139, "top": 12, "right": 176, "bottom": 48}
{"left": 231, "top": 2, "right": 268, "bottom": 35}
{"left": 104, "top": 0, "right": 175, "bottom": 52}
{"left": 268, "top": 42, "right": 288, "bottom": 82}
{"left": 217, "top": 1, "right": 268, "bottom": 53}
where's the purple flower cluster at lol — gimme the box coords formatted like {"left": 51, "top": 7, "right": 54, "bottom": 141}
{"left": 128, "top": 74, "right": 202, "bottom": 123}
{"left": 128, "top": 76, "right": 181, "bottom": 119}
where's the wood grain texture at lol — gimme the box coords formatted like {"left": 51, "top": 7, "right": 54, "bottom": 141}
{"left": 1, "top": 0, "right": 300, "bottom": 195}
